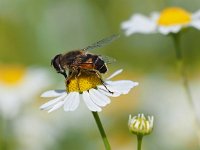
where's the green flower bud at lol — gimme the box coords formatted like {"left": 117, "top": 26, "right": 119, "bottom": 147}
{"left": 128, "top": 114, "right": 154, "bottom": 136}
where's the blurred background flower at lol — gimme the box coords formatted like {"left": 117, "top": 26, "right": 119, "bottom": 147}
{"left": 121, "top": 7, "right": 200, "bottom": 35}
{"left": 0, "top": 65, "right": 50, "bottom": 118}
{"left": 1, "top": 0, "right": 200, "bottom": 150}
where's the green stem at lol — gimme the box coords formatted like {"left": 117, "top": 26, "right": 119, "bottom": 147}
{"left": 172, "top": 33, "right": 200, "bottom": 147}
{"left": 172, "top": 33, "right": 193, "bottom": 108}
{"left": 0, "top": 116, "right": 8, "bottom": 150}
{"left": 92, "top": 112, "right": 111, "bottom": 150}
{"left": 137, "top": 135, "right": 143, "bottom": 150}
{"left": 172, "top": 33, "right": 182, "bottom": 61}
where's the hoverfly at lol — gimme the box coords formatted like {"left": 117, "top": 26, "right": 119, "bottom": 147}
{"left": 51, "top": 34, "right": 119, "bottom": 80}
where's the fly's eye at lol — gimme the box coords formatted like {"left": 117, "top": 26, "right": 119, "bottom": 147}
{"left": 51, "top": 54, "right": 62, "bottom": 72}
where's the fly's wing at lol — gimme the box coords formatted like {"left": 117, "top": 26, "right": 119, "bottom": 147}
{"left": 83, "top": 34, "right": 120, "bottom": 51}
{"left": 100, "top": 55, "right": 116, "bottom": 64}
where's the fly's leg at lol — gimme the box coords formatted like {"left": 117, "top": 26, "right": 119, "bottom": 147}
{"left": 93, "top": 71, "right": 113, "bottom": 94}
{"left": 59, "top": 71, "right": 67, "bottom": 78}
{"left": 66, "top": 70, "right": 80, "bottom": 92}
{"left": 75, "top": 69, "right": 81, "bottom": 92}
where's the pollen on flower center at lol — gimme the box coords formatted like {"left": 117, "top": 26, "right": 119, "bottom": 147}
{"left": 66, "top": 71, "right": 102, "bottom": 93}
{"left": 0, "top": 65, "right": 25, "bottom": 85}
{"left": 157, "top": 7, "right": 191, "bottom": 26}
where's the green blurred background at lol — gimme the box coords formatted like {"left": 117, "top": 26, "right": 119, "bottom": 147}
{"left": 0, "top": 0, "right": 200, "bottom": 150}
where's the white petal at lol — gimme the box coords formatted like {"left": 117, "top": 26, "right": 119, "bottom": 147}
{"left": 105, "top": 80, "right": 138, "bottom": 94}
{"left": 106, "top": 80, "right": 139, "bottom": 87}
{"left": 190, "top": 20, "right": 200, "bottom": 29}
{"left": 192, "top": 10, "right": 200, "bottom": 19}
{"left": 150, "top": 116, "right": 154, "bottom": 128}
{"left": 41, "top": 90, "right": 66, "bottom": 98}
{"left": 121, "top": 14, "right": 157, "bottom": 36}
{"left": 97, "top": 86, "right": 121, "bottom": 97}
{"left": 64, "top": 92, "right": 80, "bottom": 111}
{"left": 89, "top": 89, "right": 110, "bottom": 107}
{"left": 82, "top": 91, "right": 101, "bottom": 112}
{"left": 40, "top": 93, "right": 67, "bottom": 110}
{"left": 158, "top": 25, "right": 182, "bottom": 35}
{"left": 48, "top": 101, "right": 65, "bottom": 113}
{"left": 190, "top": 10, "right": 200, "bottom": 29}
{"left": 106, "top": 69, "right": 123, "bottom": 80}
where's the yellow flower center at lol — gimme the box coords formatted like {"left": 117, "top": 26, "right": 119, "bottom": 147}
{"left": 157, "top": 7, "right": 191, "bottom": 26}
{"left": 0, "top": 64, "right": 26, "bottom": 85}
{"left": 66, "top": 71, "right": 102, "bottom": 93}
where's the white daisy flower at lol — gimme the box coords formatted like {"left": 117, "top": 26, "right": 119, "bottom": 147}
{"left": 40, "top": 69, "right": 139, "bottom": 113}
{"left": 128, "top": 113, "right": 154, "bottom": 136}
{"left": 0, "top": 64, "right": 51, "bottom": 118}
{"left": 121, "top": 7, "right": 200, "bottom": 35}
